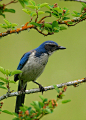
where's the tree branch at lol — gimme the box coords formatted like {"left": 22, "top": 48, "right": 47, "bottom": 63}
{"left": 0, "top": 16, "right": 86, "bottom": 38}
{"left": 4, "top": 0, "right": 18, "bottom": 6}
{"left": 0, "top": 77, "right": 86, "bottom": 101}
{"left": 64, "top": 0, "right": 86, "bottom": 3}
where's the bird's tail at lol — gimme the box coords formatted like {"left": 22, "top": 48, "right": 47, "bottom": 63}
{"left": 15, "top": 81, "right": 27, "bottom": 113}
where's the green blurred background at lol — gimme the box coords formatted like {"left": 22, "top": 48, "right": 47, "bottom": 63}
{"left": 0, "top": 0, "right": 86, "bottom": 120}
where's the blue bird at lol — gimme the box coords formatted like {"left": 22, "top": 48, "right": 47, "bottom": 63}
{"left": 14, "top": 40, "right": 66, "bottom": 113}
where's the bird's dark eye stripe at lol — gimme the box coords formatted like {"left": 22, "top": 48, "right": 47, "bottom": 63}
{"left": 49, "top": 44, "right": 56, "bottom": 47}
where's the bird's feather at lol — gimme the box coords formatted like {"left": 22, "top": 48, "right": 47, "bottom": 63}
{"left": 14, "top": 51, "right": 32, "bottom": 82}
{"left": 17, "top": 52, "right": 31, "bottom": 70}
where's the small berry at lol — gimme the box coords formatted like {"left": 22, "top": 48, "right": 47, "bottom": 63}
{"left": 18, "top": 114, "right": 23, "bottom": 118}
{"left": 53, "top": 3, "right": 58, "bottom": 8}
{"left": 84, "top": 7, "right": 86, "bottom": 12}
{"left": 1, "top": 102, "right": 3, "bottom": 104}
{"left": 63, "top": 10, "right": 66, "bottom": 13}
{"left": 43, "top": 105, "right": 46, "bottom": 108}
{"left": 25, "top": 110, "right": 29, "bottom": 116}
{"left": 56, "top": 103, "right": 58, "bottom": 106}
{"left": 80, "top": 15, "right": 82, "bottom": 17}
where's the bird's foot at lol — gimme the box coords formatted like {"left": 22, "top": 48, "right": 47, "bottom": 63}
{"left": 39, "top": 84, "right": 45, "bottom": 94}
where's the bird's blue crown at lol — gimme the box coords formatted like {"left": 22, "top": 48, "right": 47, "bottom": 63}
{"left": 35, "top": 40, "right": 58, "bottom": 54}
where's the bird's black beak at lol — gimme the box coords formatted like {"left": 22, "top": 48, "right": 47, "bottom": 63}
{"left": 57, "top": 46, "right": 66, "bottom": 50}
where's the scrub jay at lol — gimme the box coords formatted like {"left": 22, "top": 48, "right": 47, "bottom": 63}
{"left": 14, "top": 40, "right": 66, "bottom": 113}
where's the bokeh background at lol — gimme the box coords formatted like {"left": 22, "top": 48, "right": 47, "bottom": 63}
{"left": 0, "top": 0, "right": 86, "bottom": 120}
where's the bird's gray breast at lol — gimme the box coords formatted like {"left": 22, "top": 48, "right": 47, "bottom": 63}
{"left": 19, "top": 52, "right": 49, "bottom": 83}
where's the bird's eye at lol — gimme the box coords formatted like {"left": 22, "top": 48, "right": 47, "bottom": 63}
{"left": 45, "top": 44, "right": 56, "bottom": 51}
{"left": 50, "top": 44, "right": 56, "bottom": 47}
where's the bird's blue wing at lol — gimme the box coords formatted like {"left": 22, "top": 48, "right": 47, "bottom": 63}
{"left": 14, "top": 52, "right": 31, "bottom": 81}
{"left": 17, "top": 52, "right": 31, "bottom": 70}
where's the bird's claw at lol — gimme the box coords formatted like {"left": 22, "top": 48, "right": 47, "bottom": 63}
{"left": 39, "top": 84, "right": 45, "bottom": 94}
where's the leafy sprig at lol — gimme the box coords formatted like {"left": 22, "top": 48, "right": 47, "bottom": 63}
{"left": 0, "top": 85, "right": 70, "bottom": 120}
{"left": 0, "top": 66, "right": 22, "bottom": 91}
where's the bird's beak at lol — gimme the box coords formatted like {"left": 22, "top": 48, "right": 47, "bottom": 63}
{"left": 58, "top": 46, "right": 66, "bottom": 50}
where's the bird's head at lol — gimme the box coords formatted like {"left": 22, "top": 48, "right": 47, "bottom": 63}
{"left": 36, "top": 41, "right": 66, "bottom": 55}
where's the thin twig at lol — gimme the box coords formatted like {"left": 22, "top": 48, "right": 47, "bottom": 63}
{"left": 38, "top": 13, "right": 51, "bottom": 23}
{"left": 35, "top": 10, "right": 38, "bottom": 23}
{"left": 34, "top": 27, "right": 54, "bottom": 36}
{"left": 0, "top": 77, "right": 86, "bottom": 101}
{"left": 4, "top": 0, "right": 18, "bottom": 6}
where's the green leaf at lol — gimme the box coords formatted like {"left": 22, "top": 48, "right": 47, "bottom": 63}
{"left": 4, "top": 8, "right": 15, "bottom": 13}
{"left": 72, "top": 11, "right": 81, "bottom": 17}
{"left": 52, "top": 21, "right": 58, "bottom": 28}
{"left": 45, "top": 11, "right": 51, "bottom": 14}
{"left": 5, "top": 69, "right": 11, "bottom": 76}
{"left": 0, "top": 13, "right": 5, "bottom": 18}
{"left": 46, "top": 5, "right": 54, "bottom": 9}
{"left": 40, "top": 3, "right": 48, "bottom": 8}
{"left": 63, "top": 13, "right": 70, "bottom": 17}
{"left": 67, "top": 21, "right": 73, "bottom": 25}
{"left": 22, "top": 104, "right": 29, "bottom": 109}
{"left": 30, "top": 11, "right": 37, "bottom": 16}
{"left": 81, "top": 6, "right": 85, "bottom": 12}
{"left": 43, "top": 98, "right": 48, "bottom": 103}
{"left": 4, "top": 19, "right": 10, "bottom": 25}
{"left": 62, "top": 17, "right": 70, "bottom": 20}
{"left": 18, "top": 0, "right": 25, "bottom": 8}
{"left": 0, "top": 82, "right": 4, "bottom": 85}
{"left": 0, "top": 24, "right": 9, "bottom": 29}
{"left": 39, "top": 102, "right": 44, "bottom": 108}
{"left": 38, "top": 11, "right": 44, "bottom": 15}
{"left": 52, "top": 13, "right": 59, "bottom": 18}
{"left": 31, "top": 101, "right": 39, "bottom": 107}
{"left": 45, "top": 108, "right": 51, "bottom": 113}
{"left": 30, "top": 22, "right": 42, "bottom": 27}
{"left": 27, "top": 5, "right": 36, "bottom": 9}
{"left": 0, "top": 19, "right": 17, "bottom": 29}
{"left": 71, "top": 14, "right": 79, "bottom": 17}
{"left": 11, "top": 23, "right": 18, "bottom": 28}
{"left": 0, "top": 4, "right": 4, "bottom": 7}
{"left": 2, "top": 110, "right": 13, "bottom": 115}
{"left": 39, "top": 95, "right": 48, "bottom": 103}
{"left": 29, "top": 0, "right": 36, "bottom": 6}
{"left": 22, "top": 9, "right": 31, "bottom": 14}
{"left": 11, "top": 70, "right": 22, "bottom": 76}
{"left": 60, "top": 26, "right": 67, "bottom": 30}
{"left": 0, "top": 67, "right": 6, "bottom": 74}
{"left": 8, "top": 80, "right": 16, "bottom": 83}
{"left": 12, "top": 112, "right": 19, "bottom": 117}
{"left": 0, "top": 77, "right": 8, "bottom": 82}
{"left": 20, "top": 106, "right": 26, "bottom": 112}
{"left": 27, "top": 107, "right": 32, "bottom": 112}
{"left": 39, "top": 95, "right": 45, "bottom": 101}
{"left": 31, "top": 101, "right": 41, "bottom": 111}
{"left": 37, "top": 4, "right": 41, "bottom": 9}
{"left": 24, "top": 0, "right": 29, "bottom": 6}
{"left": 81, "top": 2, "right": 86, "bottom": 7}
{"left": 53, "top": 28, "right": 59, "bottom": 33}
{"left": 44, "top": 23, "right": 52, "bottom": 28}
{"left": 73, "top": 11, "right": 78, "bottom": 14}
{"left": 53, "top": 85, "right": 60, "bottom": 93}
{"left": 0, "top": 85, "right": 7, "bottom": 89}
{"left": 62, "top": 99, "right": 71, "bottom": 104}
